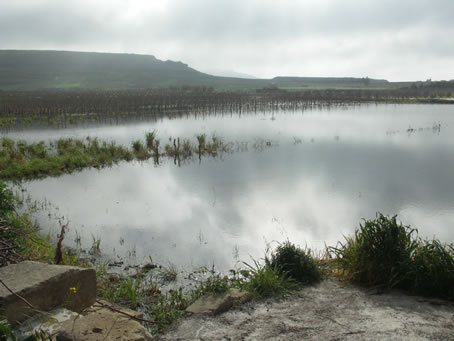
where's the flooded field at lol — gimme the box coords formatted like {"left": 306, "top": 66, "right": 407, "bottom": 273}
{"left": 6, "top": 103, "right": 454, "bottom": 271}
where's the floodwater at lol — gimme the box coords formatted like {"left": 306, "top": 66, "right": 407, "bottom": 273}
{"left": 7, "top": 104, "right": 454, "bottom": 270}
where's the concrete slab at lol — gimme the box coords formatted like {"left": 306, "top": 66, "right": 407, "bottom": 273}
{"left": 0, "top": 261, "right": 96, "bottom": 324}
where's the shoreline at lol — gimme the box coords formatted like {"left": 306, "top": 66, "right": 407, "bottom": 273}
{"left": 161, "top": 278, "right": 454, "bottom": 340}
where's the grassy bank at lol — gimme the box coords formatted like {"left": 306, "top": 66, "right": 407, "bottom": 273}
{"left": 0, "top": 133, "right": 232, "bottom": 181}
{"left": 0, "top": 181, "right": 82, "bottom": 267}
{"left": 0, "top": 136, "right": 133, "bottom": 180}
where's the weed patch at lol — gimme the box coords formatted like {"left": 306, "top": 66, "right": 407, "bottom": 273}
{"left": 240, "top": 258, "right": 296, "bottom": 297}
{"left": 190, "top": 273, "right": 234, "bottom": 301}
{"left": 158, "top": 263, "right": 178, "bottom": 282}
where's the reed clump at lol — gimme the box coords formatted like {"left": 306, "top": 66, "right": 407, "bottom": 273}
{"left": 411, "top": 239, "right": 454, "bottom": 298}
{"left": 145, "top": 130, "right": 157, "bottom": 150}
{"left": 0, "top": 132, "right": 232, "bottom": 181}
{"left": 329, "top": 213, "right": 454, "bottom": 299}
{"left": 132, "top": 139, "right": 150, "bottom": 160}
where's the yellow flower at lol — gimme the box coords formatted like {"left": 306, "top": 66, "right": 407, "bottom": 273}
{"left": 69, "top": 287, "right": 77, "bottom": 293}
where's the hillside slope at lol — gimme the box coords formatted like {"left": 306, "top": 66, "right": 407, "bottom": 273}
{"left": 0, "top": 50, "right": 390, "bottom": 91}
{"left": 0, "top": 50, "right": 220, "bottom": 90}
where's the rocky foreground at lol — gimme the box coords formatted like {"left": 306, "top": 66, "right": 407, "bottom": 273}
{"left": 1, "top": 261, "right": 453, "bottom": 340}
{"left": 0, "top": 261, "right": 152, "bottom": 340}
{"left": 160, "top": 279, "right": 454, "bottom": 340}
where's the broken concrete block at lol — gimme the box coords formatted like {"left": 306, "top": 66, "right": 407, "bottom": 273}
{"left": 0, "top": 261, "right": 96, "bottom": 324}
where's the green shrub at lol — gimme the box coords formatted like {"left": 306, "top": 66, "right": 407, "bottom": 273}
{"left": 270, "top": 241, "right": 322, "bottom": 284}
{"left": 330, "top": 213, "right": 418, "bottom": 288}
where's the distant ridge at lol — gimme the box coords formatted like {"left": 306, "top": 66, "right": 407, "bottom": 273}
{"left": 0, "top": 50, "right": 390, "bottom": 91}
{"left": 272, "top": 76, "right": 388, "bottom": 88}
{"left": 0, "top": 50, "right": 216, "bottom": 90}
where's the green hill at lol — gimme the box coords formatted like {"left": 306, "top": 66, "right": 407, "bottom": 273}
{"left": 0, "top": 50, "right": 391, "bottom": 91}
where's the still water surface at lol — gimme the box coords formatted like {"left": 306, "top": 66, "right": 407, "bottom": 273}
{"left": 9, "top": 104, "right": 454, "bottom": 270}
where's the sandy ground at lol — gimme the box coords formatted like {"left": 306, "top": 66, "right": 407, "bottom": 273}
{"left": 159, "top": 279, "right": 454, "bottom": 340}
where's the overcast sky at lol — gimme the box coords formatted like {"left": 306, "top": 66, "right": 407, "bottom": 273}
{"left": 1, "top": 0, "right": 453, "bottom": 81}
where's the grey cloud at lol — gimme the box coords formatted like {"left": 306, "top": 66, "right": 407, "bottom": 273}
{"left": 0, "top": 0, "right": 453, "bottom": 80}
{"left": 148, "top": 0, "right": 454, "bottom": 41}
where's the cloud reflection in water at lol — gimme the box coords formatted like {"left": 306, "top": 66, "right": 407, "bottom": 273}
{"left": 19, "top": 104, "right": 454, "bottom": 270}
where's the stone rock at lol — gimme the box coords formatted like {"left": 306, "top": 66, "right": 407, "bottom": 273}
{"left": 186, "top": 293, "right": 234, "bottom": 315}
{"left": 0, "top": 261, "right": 96, "bottom": 325}
{"left": 186, "top": 288, "right": 253, "bottom": 315}
{"left": 56, "top": 301, "right": 152, "bottom": 341}
{"left": 228, "top": 288, "right": 253, "bottom": 304}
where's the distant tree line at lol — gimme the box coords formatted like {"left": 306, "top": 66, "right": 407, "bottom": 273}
{"left": 0, "top": 84, "right": 453, "bottom": 122}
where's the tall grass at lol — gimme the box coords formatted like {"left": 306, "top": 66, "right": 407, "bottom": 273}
{"left": 411, "top": 239, "right": 454, "bottom": 298}
{"left": 329, "top": 213, "right": 454, "bottom": 299}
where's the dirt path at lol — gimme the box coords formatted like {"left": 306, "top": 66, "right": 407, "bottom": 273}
{"left": 160, "top": 279, "right": 454, "bottom": 340}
